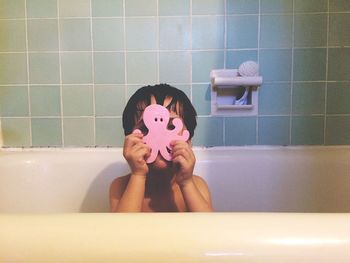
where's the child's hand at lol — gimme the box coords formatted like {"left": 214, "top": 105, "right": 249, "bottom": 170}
{"left": 123, "top": 133, "right": 150, "bottom": 177}
{"left": 171, "top": 140, "right": 195, "bottom": 186}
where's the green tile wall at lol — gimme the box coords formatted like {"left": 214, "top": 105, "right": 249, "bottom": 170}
{"left": 0, "top": 0, "right": 349, "bottom": 147}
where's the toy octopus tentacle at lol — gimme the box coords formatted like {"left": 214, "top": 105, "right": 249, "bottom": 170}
{"left": 160, "top": 146, "right": 172, "bottom": 161}
{"left": 171, "top": 118, "right": 184, "bottom": 134}
{"left": 146, "top": 144, "right": 159, "bottom": 163}
{"left": 179, "top": 130, "right": 190, "bottom": 141}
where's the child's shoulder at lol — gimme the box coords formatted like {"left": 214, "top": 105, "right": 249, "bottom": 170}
{"left": 192, "top": 175, "right": 210, "bottom": 192}
{"left": 110, "top": 174, "right": 130, "bottom": 193}
{"left": 193, "top": 174, "right": 208, "bottom": 185}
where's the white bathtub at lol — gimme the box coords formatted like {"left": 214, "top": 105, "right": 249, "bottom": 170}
{"left": 1, "top": 146, "right": 350, "bottom": 263}
{"left": 1, "top": 146, "right": 350, "bottom": 213}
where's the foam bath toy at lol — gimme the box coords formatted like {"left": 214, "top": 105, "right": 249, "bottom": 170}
{"left": 133, "top": 104, "right": 190, "bottom": 163}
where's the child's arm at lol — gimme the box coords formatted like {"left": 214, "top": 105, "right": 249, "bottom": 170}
{"left": 110, "top": 133, "right": 150, "bottom": 212}
{"left": 171, "top": 141, "right": 213, "bottom": 212}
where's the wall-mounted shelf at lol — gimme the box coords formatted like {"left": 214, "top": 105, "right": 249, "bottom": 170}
{"left": 210, "top": 67, "right": 263, "bottom": 116}
{"left": 210, "top": 69, "right": 263, "bottom": 87}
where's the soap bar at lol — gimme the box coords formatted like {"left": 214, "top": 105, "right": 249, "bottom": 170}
{"left": 133, "top": 104, "right": 190, "bottom": 163}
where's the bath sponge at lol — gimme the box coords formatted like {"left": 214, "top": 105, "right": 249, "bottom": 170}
{"left": 238, "top": 61, "right": 259, "bottom": 77}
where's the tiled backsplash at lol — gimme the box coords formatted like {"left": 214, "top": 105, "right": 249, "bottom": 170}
{"left": 0, "top": 0, "right": 349, "bottom": 147}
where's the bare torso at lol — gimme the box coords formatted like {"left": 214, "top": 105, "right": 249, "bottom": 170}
{"left": 110, "top": 174, "right": 207, "bottom": 212}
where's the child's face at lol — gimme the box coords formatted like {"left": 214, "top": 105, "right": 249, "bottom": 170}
{"left": 134, "top": 95, "right": 188, "bottom": 170}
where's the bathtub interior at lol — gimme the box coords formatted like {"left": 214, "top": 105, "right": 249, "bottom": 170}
{"left": 1, "top": 147, "right": 350, "bottom": 213}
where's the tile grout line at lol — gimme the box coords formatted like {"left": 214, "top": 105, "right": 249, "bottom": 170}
{"left": 324, "top": 0, "right": 330, "bottom": 145}
{"left": 24, "top": 0, "right": 32, "bottom": 147}
{"left": 289, "top": 0, "right": 295, "bottom": 145}
{"left": 189, "top": 0, "right": 193, "bottom": 102}
{"left": 2, "top": 45, "right": 348, "bottom": 55}
{"left": 2, "top": 79, "right": 349, "bottom": 87}
{"left": 123, "top": 0, "right": 128, "bottom": 103}
{"left": 57, "top": 0, "right": 65, "bottom": 147}
{"left": 89, "top": 0, "right": 96, "bottom": 146}
{"left": 156, "top": 0, "right": 160, "bottom": 84}
{"left": 222, "top": 0, "right": 227, "bottom": 146}
{"left": 2, "top": 11, "right": 350, "bottom": 21}
{"left": 256, "top": 0, "right": 261, "bottom": 145}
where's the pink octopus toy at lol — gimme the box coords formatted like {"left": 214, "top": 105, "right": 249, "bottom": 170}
{"left": 133, "top": 104, "right": 190, "bottom": 163}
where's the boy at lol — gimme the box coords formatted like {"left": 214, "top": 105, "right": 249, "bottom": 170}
{"left": 109, "top": 84, "right": 213, "bottom": 212}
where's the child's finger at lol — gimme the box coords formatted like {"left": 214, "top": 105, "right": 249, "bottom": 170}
{"left": 172, "top": 142, "right": 193, "bottom": 158}
{"left": 124, "top": 133, "right": 143, "bottom": 148}
{"left": 133, "top": 143, "right": 150, "bottom": 155}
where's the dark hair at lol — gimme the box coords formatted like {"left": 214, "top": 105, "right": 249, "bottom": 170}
{"left": 122, "top": 84, "right": 197, "bottom": 139}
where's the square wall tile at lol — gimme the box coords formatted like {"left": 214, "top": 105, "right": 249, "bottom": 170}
{"left": 29, "top": 53, "right": 60, "bottom": 84}
{"left": 159, "top": 17, "right": 191, "bottom": 50}
{"left": 260, "top": 49, "right": 292, "bottom": 81}
{"left": 59, "top": 0, "right": 90, "bottom": 17}
{"left": 328, "top": 48, "right": 350, "bottom": 81}
{"left": 27, "top": 0, "right": 57, "bottom": 18}
{"left": 126, "top": 85, "right": 143, "bottom": 100}
{"left": 258, "top": 83, "right": 291, "bottom": 115}
{"left": 192, "top": 117, "right": 224, "bottom": 146}
{"left": 126, "top": 83, "right": 190, "bottom": 100}
{"left": 60, "top": 19, "right": 92, "bottom": 51}
{"left": 125, "top": 18, "right": 157, "bottom": 50}
{"left": 159, "top": 0, "right": 190, "bottom": 16}
{"left": 293, "top": 48, "right": 327, "bottom": 81}
{"left": 0, "top": 20, "right": 26, "bottom": 51}
{"left": 96, "top": 117, "right": 123, "bottom": 146}
{"left": 61, "top": 52, "right": 92, "bottom": 84}
{"left": 28, "top": 19, "right": 59, "bottom": 51}
{"left": 126, "top": 52, "right": 157, "bottom": 84}
{"left": 227, "top": 15, "right": 258, "bottom": 49}
{"left": 63, "top": 117, "right": 94, "bottom": 146}
{"left": 192, "top": 51, "right": 224, "bottom": 82}
{"left": 291, "top": 116, "right": 324, "bottom": 145}
{"left": 260, "top": 15, "right": 292, "bottom": 48}
{"left": 294, "top": 14, "right": 327, "bottom": 47}
{"left": 94, "top": 52, "right": 125, "bottom": 84}
{"left": 192, "top": 84, "right": 211, "bottom": 115}
{"left": 0, "top": 86, "right": 29, "bottom": 117}
{"left": 261, "top": 0, "right": 293, "bottom": 13}
{"left": 32, "top": 118, "right": 62, "bottom": 146}
{"left": 294, "top": 0, "right": 328, "bottom": 12}
{"left": 127, "top": 84, "right": 191, "bottom": 102}
{"left": 327, "top": 82, "right": 350, "bottom": 114}
{"left": 125, "top": 0, "right": 156, "bottom": 16}
{"left": 91, "top": 0, "right": 123, "bottom": 17}
{"left": 192, "top": 16, "right": 225, "bottom": 49}
{"left": 326, "top": 116, "right": 350, "bottom": 145}
{"left": 329, "top": 14, "right": 350, "bottom": 47}
{"left": 292, "top": 82, "right": 325, "bottom": 115}
{"left": 62, "top": 85, "right": 93, "bottom": 116}
{"left": 95, "top": 85, "right": 125, "bottom": 116}
{"left": 0, "top": 0, "right": 25, "bottom": 18}
{"left": 0, "top": 53, "right": 27, "bottom": 84}
{"left": 192, "top": 0, "right": 225, "bottom": 15}
{"left": 175, "top": 84, "right": 191, "bottom": 99}
{"left": 1, "top": 118, "right": 31, "bottom": 147}
{"left": 258, "top": 116, "right": 290, "bottom": 145}
{"left": 92, "top": 18, "right": 124, "bottom": 51}
{"left": 30, "top": 86, "right": 61, "bottom": 116}
{"left": 227, "top": 0, "right": 259, "bottom": 14}
{"left": 329, "top": 0, "right": 350, "bottom": 12}
{"left": 159, "top": 52, "right": 191, "bottom": 84}
{"left": 226, "top": 50, "right": 258, "bottom": 69}
{"left": 225, "top": 117, "right": 256, "bottom": 145}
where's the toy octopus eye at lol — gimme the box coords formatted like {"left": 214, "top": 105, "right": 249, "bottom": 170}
{"left": 154, "top": 118, "right": 158, "bottom": 122}
{"left": 160, "top": 118, "right": 163, "bottom": 122}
